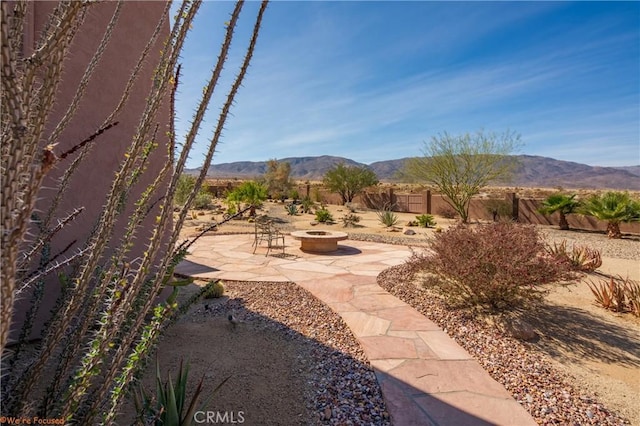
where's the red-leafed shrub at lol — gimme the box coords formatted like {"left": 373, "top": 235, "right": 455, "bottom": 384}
{"left": 413, "top": 222, "right": 574, "bottom": 311}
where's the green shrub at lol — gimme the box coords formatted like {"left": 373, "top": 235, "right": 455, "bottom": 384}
{"left": 315, "top": 208, "right": 334, "bottom": 223}
{"left": 175, "top": 174, "right": 196, "bottom": 206}
{"left": 416, "top": 214, "right": 436, "bottom": 228}
{"left": 411, "top": 222, "right": 573, "bottom": 311}
{"left": 176, "top": 175, "right": 211, "bottom": 208}
{"left": 193, "top": 191, "right": 213, "bottom": 209}
{"left": 341, "top": 213, "right": 361, "bottom": 228}
{"left": 289, "top": 189, "right": 300, "bottom": 201}
{"left": 376, "top": 210, "right": 398, "bottom": 227}
{"left": 285, "top": 203, "right": 298, "bottom": 216}
{"left": 300, "top": 196, "right": 315, "bottom": 214}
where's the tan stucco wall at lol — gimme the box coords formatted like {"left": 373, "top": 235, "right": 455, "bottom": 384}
{"left": 10, "top": 1, "right": 172, "bottom": 341}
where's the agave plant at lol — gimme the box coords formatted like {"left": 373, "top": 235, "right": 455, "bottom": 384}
{"left": 134, "top": 359, "right": 230, "bottom": 426}
{"left": 538, "top": 193, "right": 580, "bottom": 230}
{"left": 580, "top": 191, "right": 640, "bottom": 238}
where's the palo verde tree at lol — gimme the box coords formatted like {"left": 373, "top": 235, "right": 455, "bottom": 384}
{"left": 1, "top": 0, "right": 269, "bottom": 422}
{"left": 323, "top": 163, "right": 379, "bottom": 204}
{"left": 403, "top": 129, "right": 521, "bottom": 223}
{"left": 580, "top": 191, "right": 640, "bottom": 239}
{"left": 538, "top": 193, "right": 581, "bottom": 230}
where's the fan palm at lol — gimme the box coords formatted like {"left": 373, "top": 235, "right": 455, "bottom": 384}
{"left": 227, "top": 180, "right": 268, "bottom": 217}
{"left": 538, "top": 193, "right": 580, "bottom": 230}
{"left": 580, "top": 191, "right": 640, "bottom": 238}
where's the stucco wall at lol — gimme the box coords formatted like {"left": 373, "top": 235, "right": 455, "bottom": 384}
{"left": 11, "top": 1, "right": 172, "bottom": 341}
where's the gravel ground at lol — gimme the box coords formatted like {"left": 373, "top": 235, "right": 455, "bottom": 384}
{"left": 193, "top": 281, "right": 392, "bottom": 426}
{"left": 374, "top": 226, "right": 640, "bottom": 426}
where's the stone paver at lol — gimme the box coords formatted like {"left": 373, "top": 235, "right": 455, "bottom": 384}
{"left": 176, "top": 233, "right": 536, "bottom": 426}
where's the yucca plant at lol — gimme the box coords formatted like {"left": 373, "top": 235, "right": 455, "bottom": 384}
{"left": 376, "top": 210, "right": 399, "bottom": 228}
{"left": 285, "top": 203, "right": 298, "bottom": 216}
{"left": 580, "top": 191, "right": 640, "bottom": 238}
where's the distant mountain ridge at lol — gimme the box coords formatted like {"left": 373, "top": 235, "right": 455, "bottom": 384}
{"left": 185, "top": 155, "right": 640, "bottom": 190}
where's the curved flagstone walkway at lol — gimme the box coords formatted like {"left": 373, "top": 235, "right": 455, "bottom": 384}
{"left": 175, "top": 233, "right": 536, "bottom": 426}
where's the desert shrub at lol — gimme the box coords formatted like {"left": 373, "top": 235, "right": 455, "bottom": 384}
{"left": 341, "top": 213, "right": 361, "bottom": 228}
{"left": 300, "top": 196, "right": 315, "bottom": 214}
{"left": 285, "top": 203, "right": 298, "bottom": 216}
{"left": 587, "top": 276, "right": 640, "bottom": 316}
{"left": 376, "top": 210, "right": 398, "bottom": 227}
{"left": 344, "top": 202, "right": 359, "bottom": 213}
{"left": 437, "top": 206, "right": 457, "bottom": 219}
{"left": 176, "top": 174, "right": 211, "bottom": 209}
{"left": 416, "top": 222, "right": 573, "bottom": 311}
{"left": 485, "top": 199, "right": 513, "bottom": 222}
{"left": 311, "top": 187, "right": 323, "bottom": 203}
{"left": 289, "top": 189, "right": 300, "bottom": 201}
{"left": 175, "top": 174, "right": 197, "bottom": 206}
{"left": 416, "top": 214, "right": 436, "bottom": 228}
{"left": 194, "top": 190, "right": 213, "bottom": 209}
{"left": 315, "top": 208, "right": 334, "bottom": 223}
{"left": 546, "top": 240, "right": 602, "bottom": 272}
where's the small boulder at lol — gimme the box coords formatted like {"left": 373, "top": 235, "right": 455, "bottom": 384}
{"left": 500, "top": 317, "right": 538, "bottom": 341}
{"left": 403, "top": 228, "right": 416, "bottom": 235}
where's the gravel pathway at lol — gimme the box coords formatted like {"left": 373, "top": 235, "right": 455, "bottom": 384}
{"left": 196, "top": 280, "right": 391, "bottom": 426}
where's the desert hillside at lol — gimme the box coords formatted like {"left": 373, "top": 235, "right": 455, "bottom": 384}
{"left": 186, "top": 155, "right": 639, "bottom": 190}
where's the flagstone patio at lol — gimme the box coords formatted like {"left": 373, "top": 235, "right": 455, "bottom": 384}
{"left": 175, "top": 233, "right": 536, "bottom": 425}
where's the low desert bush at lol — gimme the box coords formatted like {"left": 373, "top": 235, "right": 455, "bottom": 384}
{"left": 300, "top": 196, "right": 315, "bottom": 214}
{"left": 587, "top": 276, "right": 640, "bottom": 316}
{"left": 315, "top": 208, "right": 334, "bottom": 223}
{"left": 437, "top": 206, "right": 457, "bottom": 219}
{"left": 412, "top": 222, "right": 573, "bottom": 311}
{"left": 176, "top": 174, "right": 212, "bottom": 209}
{"left": 285, "top": 203, "right": 298, "bottom": 216}
{"left": 341, "top": 213, "right": 361, "bottom": 227}
{"left": 546, "top": 240, "right": 602, "bottom": 272}
{"left": 194, "top": 190, "right": 213, "bottom": 209}
{"left": 376, "top": 210, "right": 399, "bottom": 227}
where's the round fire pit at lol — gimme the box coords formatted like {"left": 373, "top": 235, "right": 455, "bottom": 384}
{"left": 290, "top": 230, "right": 348, "bottom": 253}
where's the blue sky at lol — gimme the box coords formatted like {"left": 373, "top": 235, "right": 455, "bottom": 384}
{"left": 172, "top": 1, "right": 640, "bottom": 168}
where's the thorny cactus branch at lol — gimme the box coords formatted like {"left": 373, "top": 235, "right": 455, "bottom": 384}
{"left": 47, "top": 1, "right": 124, "bottom": 146}
{"left": 2, "top": 0, "right": 270, "bottom": 421}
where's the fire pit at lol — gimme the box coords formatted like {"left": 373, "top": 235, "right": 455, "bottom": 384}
{"left": 290, "top": 230, "right": 348, "bottom": 253}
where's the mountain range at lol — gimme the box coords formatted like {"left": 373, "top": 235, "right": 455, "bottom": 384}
{"left": 186, "top": 155, "right": 640, "bottom": 190}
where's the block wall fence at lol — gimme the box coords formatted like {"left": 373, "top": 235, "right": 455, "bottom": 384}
{"left": 208, "top": 182, "right": 640, "bottom": 235}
